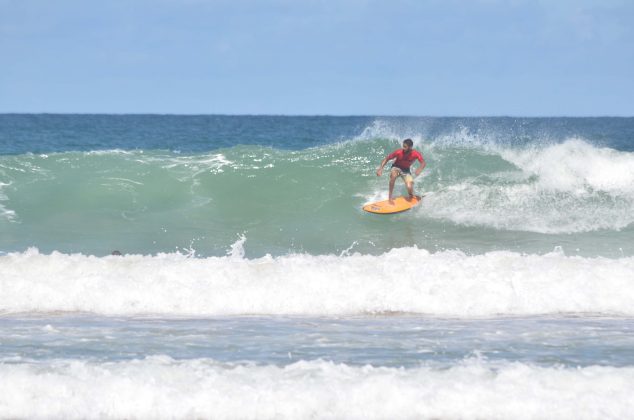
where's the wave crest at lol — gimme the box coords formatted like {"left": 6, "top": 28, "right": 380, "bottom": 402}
{"left": 422, "top": 139, "right": 634, "bottom": 233}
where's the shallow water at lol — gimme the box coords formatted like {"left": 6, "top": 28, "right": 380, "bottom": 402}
{"left": 2, "top": 314, "right": 634, "bottom": 368}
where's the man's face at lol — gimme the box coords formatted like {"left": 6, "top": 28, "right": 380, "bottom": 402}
{"left": 402, "top": 143, "right": 411, "bottom": 153}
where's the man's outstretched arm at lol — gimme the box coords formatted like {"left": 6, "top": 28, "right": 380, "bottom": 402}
{"left": 376, "top": 156, "right": 390, "bottom": 176}
{"left": 414, "top": 158, "right": 426, "bottom": 177}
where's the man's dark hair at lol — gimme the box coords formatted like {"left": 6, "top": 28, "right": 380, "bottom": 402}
{"left": 403, "top": 138, "right": 414, "bottom": 147}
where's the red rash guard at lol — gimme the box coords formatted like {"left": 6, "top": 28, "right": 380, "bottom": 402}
{"left": 387, "top": 149, "right": 424, "bottom": 171}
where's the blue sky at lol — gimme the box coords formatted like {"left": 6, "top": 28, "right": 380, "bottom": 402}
{"left": 1, "top": 0, "right": 633, "bottom": 115}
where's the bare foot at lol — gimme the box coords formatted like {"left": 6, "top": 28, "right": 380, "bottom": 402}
{"left": 388, "top": 199, "right": 395, "bottom": 205}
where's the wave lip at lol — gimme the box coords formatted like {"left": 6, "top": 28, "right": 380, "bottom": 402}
{"left": 499, "top": 138, "right": 634, "bottom": 194}
{"left": 0, "top": 358, "right": 632, "bottom": 419}
{"left": 2, "top": 247, "right": 633, "bottom": 317}
{"left": 424, "top": 138, "right": 634, "bottom": 233}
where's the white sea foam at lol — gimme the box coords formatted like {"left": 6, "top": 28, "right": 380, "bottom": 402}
{"left": 423, "top": 139, "right": 634, "bottom": 233}
{"left": 161, "top": 152, "right": 234, "bottom": 175}
{"left": 84, "top": 149, "right": 136, "bottom": 156}
{"left": 500, "top": 138, "right": 634, "bottom": 193}
{"left": 423, "top": 181, "right": 634, "bottom": 233}
{"left": 1, "top": 247, "right": 633, "bottom": 316}
{"left": 0, "top": 182, "right": 16, "bottom": 222}
{"left": 0, "top": 358, "right": 632, "bottom": 419}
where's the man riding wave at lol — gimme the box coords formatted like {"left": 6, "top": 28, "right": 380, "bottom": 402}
{"left": 376, "top": 138, "right": 426, "bottom": 204}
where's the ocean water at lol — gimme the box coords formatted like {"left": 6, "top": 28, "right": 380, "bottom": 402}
{"left": 1, "top": 115, "right": 634, "bottom": 418}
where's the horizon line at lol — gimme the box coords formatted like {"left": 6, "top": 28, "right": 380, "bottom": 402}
{"left": 1, "top": 112, "right": 633, "bottom": 119}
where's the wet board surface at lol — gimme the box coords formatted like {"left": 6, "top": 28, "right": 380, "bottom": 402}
{"left": 362, "top": 195, "right": 422, "bottom": 214}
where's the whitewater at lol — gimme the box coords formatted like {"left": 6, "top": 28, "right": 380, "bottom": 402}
{"left": 2, "top": 358, "right": 633, "bottom": 419}
{"left": 2, "top": 245, "right": 634, "bottom": 317}
{"left": 1, "top": 115, "right": 633, "bottom": 419}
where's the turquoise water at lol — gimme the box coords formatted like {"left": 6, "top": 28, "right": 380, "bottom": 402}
{"left": 2, "top": 115, "right": 633, "bottom": 257}
{"left": 1, "top": 115, "right": 634, "bottom": 418}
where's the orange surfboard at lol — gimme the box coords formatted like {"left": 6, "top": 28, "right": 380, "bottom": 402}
{"left": 363, "top": 195, "right": 422, "bottom": 214}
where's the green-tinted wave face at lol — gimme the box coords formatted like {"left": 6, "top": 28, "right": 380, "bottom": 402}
{"left": 0, "top": 141, "right": 388, "bottom": 255}
{"left": 2, "top": 133, "right": 634, "bottom": 257}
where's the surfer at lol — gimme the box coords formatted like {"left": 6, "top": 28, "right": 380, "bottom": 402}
{"left": 376, "top": 138, "right": 426, "bottom": 204}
